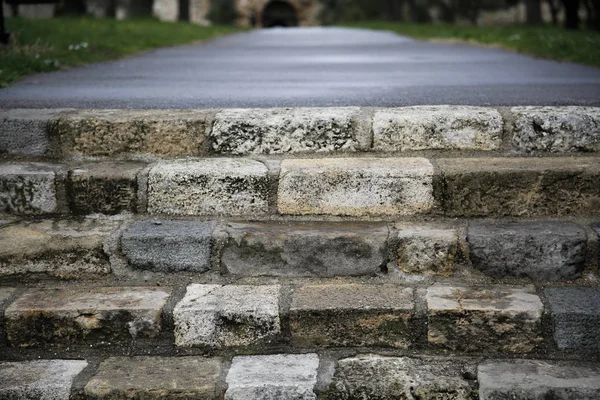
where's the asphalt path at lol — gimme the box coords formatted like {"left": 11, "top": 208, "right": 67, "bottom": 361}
{"left": 1, "top": 27, "right": 600, "bottom": 108}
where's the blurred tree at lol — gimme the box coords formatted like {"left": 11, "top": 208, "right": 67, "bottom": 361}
{"left": 583, "top": 0, "right": 600, "bottom": 29}
{"left": 545, "top": 0, "right": 560, "bottom": 25}
{"left": 562, "top": 0, "right": 580, "bottom": 29}
{"left": 525, "top": 0, "right": 542, "bottom": 24}
{"left": 208, "top": 0, "right": 238, "bottom": 24}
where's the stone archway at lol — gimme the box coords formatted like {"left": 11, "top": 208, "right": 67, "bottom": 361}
{"left": 261, "top": 0, "right": 298, "bottom": 27}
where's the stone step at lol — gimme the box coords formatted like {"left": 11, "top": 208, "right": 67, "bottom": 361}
{"left": 1, "top": 217, "right": 597, "bottom": 282}
{"left": 2, "top": 106, "right": 599, "bottom": 158}
{"left": 1, "top": 156, "right": 599, "bottom": 217}
{"left": 1, "top": 283, "right": 598, "bottom": 356}
{"left": 2, "top": 355, "right": 600, "bottom": 399}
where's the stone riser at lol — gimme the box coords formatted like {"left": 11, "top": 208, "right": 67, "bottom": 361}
{"left": 2, "top": 106, "right": 599, "bottom": 158}
{"left": 0, "top": 282, "right": 598, "bottom": 356}
{"left": 2, "top": 155, "right": 600, "bottom": 217}
{"left": 1, "top": 217, "right": 597, "bottom": 282}
{"left": 2, "top": 354, "right": 600, "bottom": 400}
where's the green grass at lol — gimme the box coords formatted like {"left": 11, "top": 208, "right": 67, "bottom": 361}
{"left": 0, "top": 17, "right": 245, "bottom": 87}
{"left": 342, "top": 21, "right": 600, "bottom": 67}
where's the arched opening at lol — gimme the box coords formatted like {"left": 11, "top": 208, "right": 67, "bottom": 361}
{"left": 261, "top": 0, "right": 298, "bottom": 27}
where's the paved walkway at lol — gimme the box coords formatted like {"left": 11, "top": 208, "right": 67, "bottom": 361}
{"left": 1, "top": 27, "right": 600, "bottom": 109}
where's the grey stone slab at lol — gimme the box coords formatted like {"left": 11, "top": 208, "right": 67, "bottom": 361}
{"left": 395, "top": 223, "right": 460, "bottom": 275}
{"left": 221, "top": 222, "right": 388, "bottom": 277}
{"left": 211, "top": 107, "right": 367, "bottom": 155}
{"left": 278, "top": 157, "right": 434, "bottom": 217}
{"left": 68, "top": 162, "right": 145, "bottom": 215}
{"left": 0, "top": 163, "right": 59, "bottom": 215}
{"left": 437, "top": 157, "right": 600, "bottom": 217}
{"left": 373, "top": 106, "right": 502, "bottom": 151}
{"left": 511, "top": 106, "right": 600, "bottom": 153}
{"left": 290, "top": 284, "right": 414, "bottom": 348}
{"left": 467, "top": 221, "right": 587, "bottom": 281}
{"left": 173, "top": 284, "right": 281, "bottom": 348}
{"left": 427, "top": 284, "right": 543, "bottom": 352}
{"left": 479, "top": 359, "right": 600, "bottom": 400}
{"left": 225, "top": 354, "right": 319, "bottom": 400}
{"left": 0, "top": 219, "right": 118, "bottom": 279}
{"left": 85, "top": 356, "right": 223, "bottom": 399}
{"left": 0, "top": 109, "right": 62, "bottom": 156}
{"left": 325, "top": 355, "right": 472, "bottom": 400}
{"left": 545, "top": 286, "right": 600, "bottom": 352}
{"left": 5, "top": 286, "right": 171, "bottom": 346}
{"left": 122, "top": 220, "right": 215, "bottom": 273}
{"left": 147, "top": 159, "right": 270, "bottom": 216}
{"left": 0, "top": 359, "right": 88, "bottom": 400}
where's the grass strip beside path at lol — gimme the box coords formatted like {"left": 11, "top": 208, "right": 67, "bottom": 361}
{"left": 342, "top": 21, "right": 600, "bottom": 67}
{"left": 0, "top": 17, "right": 245, "bottom": 87}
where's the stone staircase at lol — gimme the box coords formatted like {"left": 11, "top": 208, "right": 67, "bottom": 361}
{"left": 0, "top": 106, "right": 599, "bottom": 399}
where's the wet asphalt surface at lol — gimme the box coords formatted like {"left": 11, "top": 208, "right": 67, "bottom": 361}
{"left": 1, "top": 27, "right": 600, "bottom": 109}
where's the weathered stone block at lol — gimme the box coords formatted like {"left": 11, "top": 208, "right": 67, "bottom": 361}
{"left": 211, "top": 107, "right": 365, "bottom": 155}
{"left": 68, "top": 162, "right": 144, "bottom": 215}
{"left": 0, "top": 360, "right": 88, "bottom": 400}
{"left": 278, "top": 158, "right": 434, "bottom": 216}
{"left": 85, "top": 356, "right": 223, "bottom": 399}
{"left": 426, "top": 285, "right": 543, "bottom": 352}
{"left": 54, "top": 110, "right": 209, "bottom": 158}
{"left": 173, "top": 284, "right": 281, "bottom": 347}
{"left": 5, "top": 286, "right": 170, "bottom": 347}
{"left": 221, "top": 222, "right": 388, "bottom": 277}
{"left": 511, "top": 106, "right": 600, "bottom": 153}
{"left": 437, "top": 157, "right": 600, "bottom": 217}
{"left": 545, "top": 287, "right": 600, "bottom": 352}
{"left": 0, "top": 219, "right": 118, "bottom": 279}
{"left": 479, "top": 360, "right": 600, "bottom": 400}
{"left": 324, "top": 355, "right": 472, "bottom": 400}
{"left": 147, "top": 159, "right": 270, "bottom": 216}
{"left": 373, "top": 106, "right": 502, "bottom": 151}
{"left": 290, "top": 284, "right": 414, "bottom": 348}
{"left": 122, "top": 220, "right": 215, "bottom": 273}
{"left": 225, "top": 354, "right": 319, "bottom": 400}
{"left": 0, "top": 109, "right": 64, "bottom": 156}
{"left": 395, "top": 223, "right": 459, "bottom": 275}
{"left": 0, "top": 163, "right": 59, "bottom": 214}
{"left": 467, "top": 221, "right": 587, "bottom": 281}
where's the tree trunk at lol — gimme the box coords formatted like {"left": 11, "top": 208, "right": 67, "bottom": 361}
{"left": 546, "top": 0, "right": 560, "bottom": 25}
{"left": 562, "top": 0, "right": 581, "bottom": 29}
{"left": 526, "top": 0, "right": 542, "bottom": 24}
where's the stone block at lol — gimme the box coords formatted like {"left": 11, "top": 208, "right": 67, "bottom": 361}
{"left": 221, "top": 222, "right": 388, "bottom": 277}
{"left": 437, "top": 157, "right": 600, "bottom": 217}
{"left": 278, "top": 157, "right": 434, "bottom": 216}
{"left": 147, "top": 159, "right": 270, "bottom": 216}
{"left": 290, "top": 284, "right": 414, "bottom": 348}
{"left": 324, "top": 355, "right": 472, "bottom": 400}
{"left": 225, "top": 354, "right": 319, "bottom": 400}
{"left": 373, "top": 106, "right": 502, "bottom": 151}
{"left": 0, "top": 360, "right": 88, "bottom": 400}
{"left": 173, "top": 284, "right": 281, "bottom": 347}
{"left": 0, "top": 109, "right": 63, "bottom": 156}
{"left": 85, "top": 356, "right": 223, "bottom": 399}
{"left": 211, "top": 107, "right": 365, "bottom": 155}
{"left": 0, "top": 163, "right": 59, "bottom": 214}
{"left": 395, "top": 223, "right": 460, "bottom": 275}
{"left": 68, "top": 162, "right": 144, "bottom": 215}
{"left": 545, "top": 287, "right": 600, "bottom": 352}
{"left": 467, "top": 221, "right": 587, "bottom": 281}
{"left": 5, "top": 286, "right": 170, "bottom": 347}
{"left": 0, "top": 219, "right": 118, "bottom": 279}
{"left": 426, "top": 285, "right": 543, "bottom": 352}
{"left": 122, "top": 220, "right": 215, "bottom": 273}
{"left": 479, "top": 360, "right": 600, "bottom": 400}
{"left": 54, "top": 110, "right": 209, "bottom": 158}
{"left": 511, "top": 106, "right": 600, "bottom": 153}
